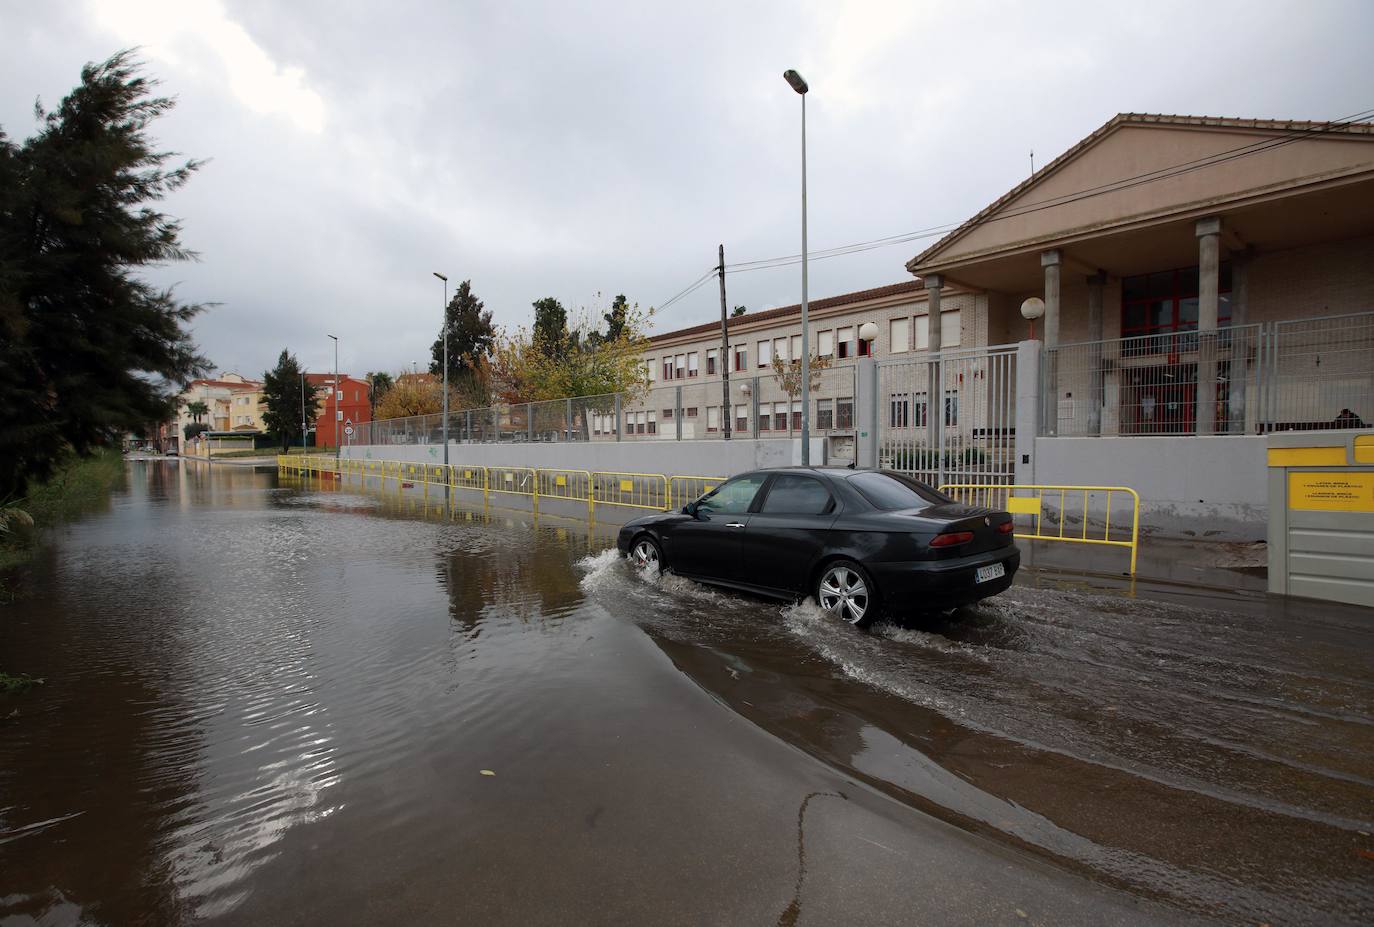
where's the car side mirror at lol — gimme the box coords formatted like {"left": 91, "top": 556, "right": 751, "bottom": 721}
{"left": 683, "top": 501, "right": 697, "bottom": 517}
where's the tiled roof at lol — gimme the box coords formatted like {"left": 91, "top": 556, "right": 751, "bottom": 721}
{"left": 649, "top": 280, "right": 926, "bottom": 344}
{"left": 906, "top": 112, "right": 1374, "bottom": 272}
{"left": 189, "top": 378, "right": 262, "bottom": 390}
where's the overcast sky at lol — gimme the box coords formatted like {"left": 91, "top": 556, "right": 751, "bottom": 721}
{"left": 3, "top": 1, "right": 1372, "bottom": 378}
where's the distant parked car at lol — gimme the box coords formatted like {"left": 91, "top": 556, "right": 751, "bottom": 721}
{"left": 165, "top": 448, "right": 178, "bottom": 457}
{"left": 617, "top": 467, "right": 1018, "bottom": 626}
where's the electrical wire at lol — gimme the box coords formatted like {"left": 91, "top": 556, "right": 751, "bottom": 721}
{"left": 716, "top": 108, "right": 1374, "bottom": 279}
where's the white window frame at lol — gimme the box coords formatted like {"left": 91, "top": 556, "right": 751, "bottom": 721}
{"left": 687, "top": 352, "right": 699, "bottom": 377}
{"left": 890, "top": 317, "right": 910, "bottom": 354}
{"left": 757, "top": 339, "right": 772, "bottom": 367}
{"left": 837, "top": 326, "right": 854, "bottom": 359}
{"left": 818, "top": 330, "right": 834, "bottom": 357}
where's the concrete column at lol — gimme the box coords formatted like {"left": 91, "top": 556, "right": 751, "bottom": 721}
{"left": 1086, "top": 271, "right": 1106, "bottom": 436}
{"left": 1196, "top": 217, "right": 1221, "bottom": 436}
{"left": 855, "top": 357, "right": 879, "bottom": 469}
{"left": 1229, "top": 251, "right": 1251, "bottom": 433}
{"left": 1041, "top": 250, "right": 1062, "bottom": 435}
{"left": 924, "top": 274, "right": 944, "bottom": 456}
{"left": 1014, "top": 340, "right": 1041, "bottom": 487}
{"left": 674, "top": 386, "right": 683, "bottom": 440}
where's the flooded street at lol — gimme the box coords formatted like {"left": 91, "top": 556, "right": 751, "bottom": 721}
{"left": 2, "top": 461, "right": 1371, "bottom": 925}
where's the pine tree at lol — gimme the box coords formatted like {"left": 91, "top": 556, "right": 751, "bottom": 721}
{"left": 429, "top": 280, "right": 495, "bottom": 403}
{"left": 0, "top": 51, "right": 207, "bottom": 500}
{"left": 261, "top": 350, "right": 317, "bottom": 452}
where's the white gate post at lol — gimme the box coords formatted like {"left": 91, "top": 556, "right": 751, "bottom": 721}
{"left": 856, "top": 357, "right": 878, "bottom": 469}
{"left": 1015, "top": 340, "right": 1042, "bottom": 487}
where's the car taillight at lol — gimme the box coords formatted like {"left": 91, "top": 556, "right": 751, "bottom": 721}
{"left": 997, "top": 521, "right": 1014, "bottom": 534}
{"left": 929, "top": 530, "right": 974, "bottom": 548}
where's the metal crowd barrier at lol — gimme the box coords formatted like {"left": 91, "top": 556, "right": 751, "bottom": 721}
{"left": 276, "top": 455, "right": 717, "bottom": 516}
{"left": 939, "top": 482, "right": 1140, "bottom": 575}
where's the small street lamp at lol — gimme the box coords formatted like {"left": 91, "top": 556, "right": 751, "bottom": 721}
{"left": 784, "top": 69, "right": 812, "bottom": 466}
{"left": 328, "top": 334, "right": 339, "bottom": 462}
{"left": 433, "top": 272, "right": 449, "bottom": 469}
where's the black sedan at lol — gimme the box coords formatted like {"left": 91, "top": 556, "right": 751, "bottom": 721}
{"left": 616, "top": 467, "right": 1019, "bottom": 626}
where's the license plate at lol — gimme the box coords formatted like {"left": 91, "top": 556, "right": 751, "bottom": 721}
{"left": 975, "top": 563, "right": 1006, "bottom": 583}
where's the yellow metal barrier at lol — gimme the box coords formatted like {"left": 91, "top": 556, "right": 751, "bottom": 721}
{"left": 487, "top": 466, "right": 538, "bottom": 498}
{"left": 279, "top": 455, "right": 706, "bottom": 515}
{"left": 668, "top": 475, "right": 725, "bottom": 511}
{"left": 591, "top": 471, "right": 669, "bottom": 511}
{"left": 939, "top": 483, "right": 1140, "bottom": 576}
{"left": 537, "top": 469, "right": 594, "bottom": 510}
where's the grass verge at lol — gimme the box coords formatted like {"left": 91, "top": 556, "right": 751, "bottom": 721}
{"left": 2, "top": 447, "right": 126, "bottom": 571}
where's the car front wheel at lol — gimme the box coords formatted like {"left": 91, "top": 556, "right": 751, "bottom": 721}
{"left": 816, "top": 560, "right": 878, "bottom": 627}
{"left": 629, "top": 535, "right": 664, "bottom": 572}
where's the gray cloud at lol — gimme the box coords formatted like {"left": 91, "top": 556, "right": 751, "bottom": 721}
{"left": 3, "top": 0, "right": 1371, "bottom": 378}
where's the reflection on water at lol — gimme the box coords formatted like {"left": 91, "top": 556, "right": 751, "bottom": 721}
{"left": 1, "top": 461, "right": 1371, "bottom": 925}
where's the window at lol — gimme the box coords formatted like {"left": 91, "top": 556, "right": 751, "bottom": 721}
{"left": 336, "top": 410, "right": 343, "bottom": 421}
{"left": 757, "top": 340, "right": 772, "bottom": 367}
{"left": 336, "top": 389, "right": 343, "bottom": 401}
{"left": 663, "top": 408, "right": 674, "bottom": 420}
{"left": 662, "top": 358, "right": 673, "bottom": 380}
{"left": 675, "top": 354, "right": 686, "bottom": 379}
{"left": 836, "top": 397, "right": 854, "bottom": 430}
{"left": 687, "top": 352, "right": 699, "bottom": 378}
{"left": 646, "top": 360, "right": 656, "bottom": 383}
{"left": 774, "top": 337, "right": 788, "bottom": 364}
{"left": 816, "top": 399, "right": 834, "bottom": 430}
{"left": 915, "top": 311, "right": 962, "bottom": 350}
{"left": 1121, "top": 264, "right": 1232, "bottom": 355}
{"left": 890, "top": 318, "right": 910, "bottom": 353}
{"left": 790, "top": 334, "right": 802, "bottom": 360}
{"left": 697, "top": 474, "right": 768, "bottom": 515}
{"left": 791, "top": 401, "right": 802, "bottom": 431}
{"left": 634, "top": 412, "right": 645, "bottom": 435}
{"left": 735, "top": 404, "right": 749, "bottom": 432}
{"left": 773, "top": 401, "right": 788, "bottom": 431}
{"left": 858, "top": 332, "right": 872, "bottom": 357}
{"left": 685, "top": 406, "right": 698, "bottom": 417}
{"left": 647, "top": 411, "right": 657, "bottom": 435}
{"left": 706, "top": 349, "right": 718, "bottom": 375}
{"left": 889, "top": 393, "right": 910, "bottom": 428}
{"left": 758, "top": 406, "right": 771, "bottom": 431}
{"left": 734, "top": 345, "right": 748, "bottom": 371}
{"left": 760, "top": 474, "right": 832, "bottom": 515}
{"left": 819, "top": 330, "right": 834, "bottom": 357}
{"left": 707, "top": 406, "right": 720, "bottom": 432}
{"left": 837, "top": 327, "right": 854, "bottom": 359}
{"left": 849, "top": 471, "right": 949, "bottom": 512}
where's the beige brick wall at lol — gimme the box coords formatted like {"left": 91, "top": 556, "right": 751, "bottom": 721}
{"left": 1246, "top": 234, "right": 1374, "bottom": 322}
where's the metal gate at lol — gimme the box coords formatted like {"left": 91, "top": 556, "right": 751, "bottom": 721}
{"left": 877, "top": 344, "right": 1018, "bottom": 499}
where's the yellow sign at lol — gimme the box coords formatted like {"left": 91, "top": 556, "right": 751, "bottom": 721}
{"left": 619, "top": 479, "right": 634, "bottom": 492}
{"left": 1356, "top": 435, "right": 1374, "bottom": 465}
{"left": 1006, "top": 496, "right": 1042, "bottom": 516}
{"left": 555, "top": 475, "right": 567, "bottom": 487}
{"left": 1289, "top": 472, "right": 1374, "bottom": 512}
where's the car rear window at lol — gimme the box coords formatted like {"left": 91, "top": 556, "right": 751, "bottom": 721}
{"left": 848, "top": 471, "right": 949, "bottom": 511}
{"left": 759, "top": 474, "right": 832, "bottom": 515}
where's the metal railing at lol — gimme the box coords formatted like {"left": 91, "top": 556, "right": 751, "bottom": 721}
{"left": 277, "top": 455, "right": 723, "bottom": 515}
{"left": 1047, "top": 311, "right": 1373, "bottom": 437}
{"left": 352, "top": 365, "right": 858, "bottom": 447}
{"left": 940, "top": 482, "right": 1140, "bottom": 575}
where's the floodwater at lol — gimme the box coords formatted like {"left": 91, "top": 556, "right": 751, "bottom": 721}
{"left": 1, "top": 461, "right": 1371, "bottom": 925}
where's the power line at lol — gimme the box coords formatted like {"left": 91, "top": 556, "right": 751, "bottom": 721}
{"left": 715, "top": 108, "right": 1374, "bottom": 280}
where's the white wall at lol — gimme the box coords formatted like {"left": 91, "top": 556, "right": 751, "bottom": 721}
{"left": 1033, "top": 435, "right": 1268, "bottom": 540}
{"left": 342, "top": 437, "right": 827, "bottom": 479}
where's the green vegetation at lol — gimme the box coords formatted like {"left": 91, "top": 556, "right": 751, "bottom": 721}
{"left": 261, "top": 350, "right": 319, "bottom": 452}
{"left": 1, "top": 448, "right": 124, "bottom": 571}
{"left": 0, "top": 671, "right": 44, "bottom": 694}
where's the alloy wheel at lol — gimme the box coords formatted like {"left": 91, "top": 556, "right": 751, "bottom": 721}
{"left": 632, "top": 539, "right": 660, "bottom": 570}
{"left": 818, "top": 565, "right": 869, "bottom": 625}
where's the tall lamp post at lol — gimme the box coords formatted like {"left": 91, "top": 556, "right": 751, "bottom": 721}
{"left": 433, "top": 272, "right": 449, "bottom": 468}
{"left": 299, "top": 370, "right": 307, "bottom": 451}
{"left": 327, "top": 334, "right": 339, "bottom": 461}
{"left": 784, "top": 69, "right": 811, "bottom": 466}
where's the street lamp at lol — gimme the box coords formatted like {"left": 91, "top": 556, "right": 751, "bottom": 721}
{"left": 784, "top": 68, "right": 812, "bottom": 466}
{"left": 299, "top": 370, "right": 307, "bottom": 452}
{"left": 433, "top": 272, "right": 449, "bottom": 469}
{"left": 327, "top": 334, "right": 339, "bottom": 461}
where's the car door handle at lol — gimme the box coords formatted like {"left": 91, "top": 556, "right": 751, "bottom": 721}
{"left": 726, "top": 522, "right": 745, "bottom": 528}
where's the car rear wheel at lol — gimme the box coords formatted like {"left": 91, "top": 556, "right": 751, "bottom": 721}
{"left": 629, "top": 535, "right": 664, "bottom": 572}
{"left": 816, "top": 560, "right": 877, "bottom": 627}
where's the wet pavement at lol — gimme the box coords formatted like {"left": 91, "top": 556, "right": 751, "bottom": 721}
{"left": 1, "top": 461, "right": 1371, "bottom": 925}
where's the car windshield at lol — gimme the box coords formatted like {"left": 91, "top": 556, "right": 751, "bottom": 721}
{"left": 848, "top": 471, "right": 950, "bottom": 511}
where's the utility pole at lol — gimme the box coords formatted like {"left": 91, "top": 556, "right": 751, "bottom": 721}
{"left": 328, "top": 335, "right": 339, "bottom": 462}
{"left": 433, "top": 273, "right": 449, "bottom": 470}
{"left": 299, "top": 371, "right": 307, "bottom": 451}
{"left": 718, "top": 244, "right": 731, "bottom": 440}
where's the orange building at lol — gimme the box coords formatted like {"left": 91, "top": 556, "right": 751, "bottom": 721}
{"left": 306, "top": 373, "right": 372, "bottom": 447}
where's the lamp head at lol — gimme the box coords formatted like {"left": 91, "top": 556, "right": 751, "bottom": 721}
{"left": 783, "top": 70, "right": 809, "bottom": 94}
{"left": 1020, "top": 298, "right": 1045, "bottom": 321}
